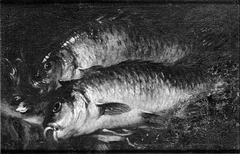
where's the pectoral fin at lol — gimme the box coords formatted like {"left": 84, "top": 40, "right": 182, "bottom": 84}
{"left": 97, "top": 102, "right": 131, "bottom": 116}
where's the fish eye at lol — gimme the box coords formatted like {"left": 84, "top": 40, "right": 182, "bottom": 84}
{"left": 44, "top": 61, "right": 54, "bottom": 71}
{"left": 53, "top": 102, "right": 62, "bottom": 113}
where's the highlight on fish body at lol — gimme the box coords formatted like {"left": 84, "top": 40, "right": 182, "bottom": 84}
{"left": 29, "top": 10, "right": 192, "bottom": 94}
{"left": 38, "top": 60, "right": 224, "bottom": 142}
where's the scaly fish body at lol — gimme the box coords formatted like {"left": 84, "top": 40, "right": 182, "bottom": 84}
{"left": 41, "top": 60, "right": 221, "bottom": 141}
{"left": 30, "top": 10, "right": 192, "bottom": 93}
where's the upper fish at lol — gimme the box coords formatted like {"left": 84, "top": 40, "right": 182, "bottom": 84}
{"left": 29, "top": 10, "right": 192, "bottom": 93}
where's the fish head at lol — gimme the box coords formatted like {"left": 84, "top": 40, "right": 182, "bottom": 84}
{"left": 43, "top": 90, "right": 89, "bottom": 142}
{"left": 13, "top": 93, "right": 47, "bottom": 125}
{"left": 14, "top": 93, "right": 39, "bottom": 114}
{"left": 29, "top": 55, "right": 63, "bottom": 93}
{"left": 29, "top": 49, "right": 77, "bottom": 93}
{"left": 1, "top": 58, "right": 37, "bottom": 111}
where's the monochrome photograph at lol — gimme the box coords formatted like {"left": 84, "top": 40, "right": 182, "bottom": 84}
{"left": 1, "top": 1, "right": 239, "bottom": 153}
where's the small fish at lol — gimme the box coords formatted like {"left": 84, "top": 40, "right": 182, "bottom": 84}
{"left": 1, "top": 57, "right": 40, "bottom": 118}
{"left": 35, "top": 60, "right": 222, "bottom": 142}
{"left": 29, "top": 10, "right": 191, "bottom": 93}
{"left": 0, "top": 58, "right": 39, "bottom": 124}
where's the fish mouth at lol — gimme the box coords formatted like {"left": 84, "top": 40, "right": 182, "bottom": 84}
{"left": 29, "top": 76, "right": 44, "bottom": 88}
{"left": 28, "top": 75, "right": 49, "bottom": 91}
{"left": 44, "top": 127, "right": 59, "bottom": 142}
{"left": 44, "top": 123, "right": 63, "bottom": 142}
{"left": 16, "top": 102, "right": 28, "bottom": 113}
{"left": 11, "top": 95, "right": 29, "bottom": 114}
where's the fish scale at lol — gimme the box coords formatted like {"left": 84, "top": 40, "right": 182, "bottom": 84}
{"left": 29, "top": 11, "right": 192, "bottom": 94}
{"left": 38, "top": 60, "right": 223, "bottom": 141}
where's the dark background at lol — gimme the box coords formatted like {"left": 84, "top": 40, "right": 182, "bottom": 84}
{"left": 1, "top": 1, "right": 239, "bottom": 152}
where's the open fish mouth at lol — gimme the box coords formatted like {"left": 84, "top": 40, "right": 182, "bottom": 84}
{"left": 28, "top": 75, "right": 47, "bottom": 89}
{"left": 11, "top": 95, "right": 29, "bottom": 114}
{"left": 44, "top": 123, "right": 64, "bottom": 142}
{"left": 15, "top": 102, "right": 28, "bottom": 113}
{"left": 44, "top": 126, "right": 59, "bottom": 142}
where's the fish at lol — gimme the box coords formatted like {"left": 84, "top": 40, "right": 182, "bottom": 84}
{"left": 1, "top": 57, "right": 39, "bottom": 110}
{"left": 29, "top": 10, "right": 192, "bottom": 94}
{"left": 1, "top": 58, "right": 44, "bottom": 149}
{"left": 1, "top": 58, "right": 42, "bottom": 122}
{"left": 34, "top": 60, "right": 223, "bottom": 142}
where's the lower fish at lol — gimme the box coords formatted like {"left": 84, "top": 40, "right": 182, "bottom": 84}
{"left": 36, "top": 60, "right": 224, "bottom": 142}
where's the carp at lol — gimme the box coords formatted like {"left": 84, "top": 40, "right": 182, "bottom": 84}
{"left": 39, "top": 60, "right": 223, "bottom": 141}
{"left": 29, "top": 10, "right": 192, "bottom": 94}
